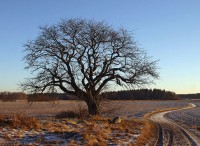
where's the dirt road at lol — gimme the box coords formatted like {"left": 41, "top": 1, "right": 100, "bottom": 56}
{"left": 150, "top": 103, "right": 200, "bottom": 146}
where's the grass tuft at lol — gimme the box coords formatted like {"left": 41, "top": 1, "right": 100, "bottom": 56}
{"left": 55, "top": 105, "right": 88, "bottom": 119}
{"left": 0, "top": 114, "right": 41, "bottom": 129}
{"left": 133, "top": 120, "right": 157, "bottom": 146}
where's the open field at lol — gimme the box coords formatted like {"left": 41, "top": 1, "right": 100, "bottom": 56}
{"left": 0, "top": 100, "right": 189, "bottom": 118}
{"left": 0, "top": 100, "right": 86, "bottom": 117}
{"left": 166, "top": 101, "right": 200, "bottom": 138}
{"left": 0, "top": 100, "right": 199, "bottom": 145}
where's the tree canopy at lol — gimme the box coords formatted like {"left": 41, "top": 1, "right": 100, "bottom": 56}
{"left": 21, "top": 18, "right": 159, "bottom": 115}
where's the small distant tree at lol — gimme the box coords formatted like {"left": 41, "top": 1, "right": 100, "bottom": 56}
{"left": 21, "top": 18, "right": 159, "bottom": 115}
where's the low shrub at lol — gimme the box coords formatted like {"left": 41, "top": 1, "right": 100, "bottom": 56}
{"left": 55, "top": 111, "right": 81, "bottom": 118}
{"left": 55, "top": 103, "right": 88, "bottom": 119}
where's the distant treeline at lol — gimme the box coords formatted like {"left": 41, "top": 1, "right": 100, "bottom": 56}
{"left": 0, "top": 89, "right": 179, "bottom": 102}
{"left": 178, "top": 93, "right": 200, "bottom": 99}
{"left": 102, "top": 89, "right": 179, "bottom": 100}
{"left": 0, "top": 92, "right": 27, "bottom": 101}
{"left": 0, "top": 92, "right": 78, "bottom": 102}
{"left": 27, "top": 93, "right": 79, "bottom": 102}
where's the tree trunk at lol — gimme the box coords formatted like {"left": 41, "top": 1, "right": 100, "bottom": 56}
{"left": 86, "top": 97, "right": 100, "bottom": 116}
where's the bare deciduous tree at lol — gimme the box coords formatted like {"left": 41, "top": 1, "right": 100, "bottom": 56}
{"left": 21, "top": 19, "right": 159, "bottom": 115}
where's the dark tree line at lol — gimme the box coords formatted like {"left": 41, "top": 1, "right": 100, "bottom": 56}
{"left": 0, "top": 92, "right": 78, "bottom": 102}
{"left": 178, "top": 93, "right": 200, "bottom": 99}
{"left": 101, "top": 89, "right": 179, "bottom": 100}
{"left": 27, "top": 93, "right": 79, "bottom": 102}
{"left": 0, "top": 92, "right": 27, "bottom": 101}
{"left": 0, "top": 89, "right": 178, "bottom": 102}
{"left": 2, "top": 90, "right": 199, "bottom": 102}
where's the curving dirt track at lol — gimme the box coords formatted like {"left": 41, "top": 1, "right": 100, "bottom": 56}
{"left": 150, "top": 104, "right": 200, "bottom": 146}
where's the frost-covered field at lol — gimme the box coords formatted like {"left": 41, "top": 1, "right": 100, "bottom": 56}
{"left": 0, "top": 100, "right": 188, "bottom": 118}
{"left": 166, "top": 100, "right": 200, "bottom": 137}
{"left": 102, "top": 100, "right": 188, "bottom": 118}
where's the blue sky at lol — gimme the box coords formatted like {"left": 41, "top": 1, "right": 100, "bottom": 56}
{"left": 0, "top": 0, "right": 200, "bottom": 94}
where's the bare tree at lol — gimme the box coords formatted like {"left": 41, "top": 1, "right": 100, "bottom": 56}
{"left": 21, "top": 19, "right": 159, "bottom": 115}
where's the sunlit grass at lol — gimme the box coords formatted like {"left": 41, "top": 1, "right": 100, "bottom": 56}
{"left": 0, "top": 114, "right": 41, "bottom": 129}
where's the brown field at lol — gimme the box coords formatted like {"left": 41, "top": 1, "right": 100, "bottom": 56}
{"left": 0, "top": 100, "right": 189, "bottom": 118}
{"left": 0, "top": 100, "right": 86, "bottom": 117}
{"left": 0, "top": 100, "right": 199, "bottom": 145}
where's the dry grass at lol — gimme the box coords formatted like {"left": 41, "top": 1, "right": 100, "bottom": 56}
{"left": 82, "top": 117, "right": 145, "bottom": 145}
{"left": 133, "top": 120, "right": 157, "bottom": 146}
{"left": 0, "top": 100, "right": 87, "bottom": 116}
{"left": 81, "top": 118, "right": 109, "bottom": 145}
{"left": 55, "top": 104, "right": 88, "bottom": 119}
{"left": 21, "top": 115, "right": 144, "bottom": 145}
{"left": 55, "top": 111, "right": 83, "bottom": 119}
{"left": 0, "top": 112, "right": 167, "bottom": 145}
{"left": 0, "top": 114, "right": 41, "bottom": 129}
{"left": 0, "top": 100, "right": 193, "bottom": 145}
{"left": 45, "top": 116, "right": 145, "bottom": 145}
{"left": 43, "top": 120, "right": 68, "bottom": 133}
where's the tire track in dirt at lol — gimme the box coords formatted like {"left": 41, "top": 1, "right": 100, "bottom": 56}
{"left": 150, "top": 103, "right": 200, "bottom": 146}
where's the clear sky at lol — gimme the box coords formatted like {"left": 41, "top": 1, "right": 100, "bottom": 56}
{"left": 0, "top": 0, "right": 200, "bottom": 94}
